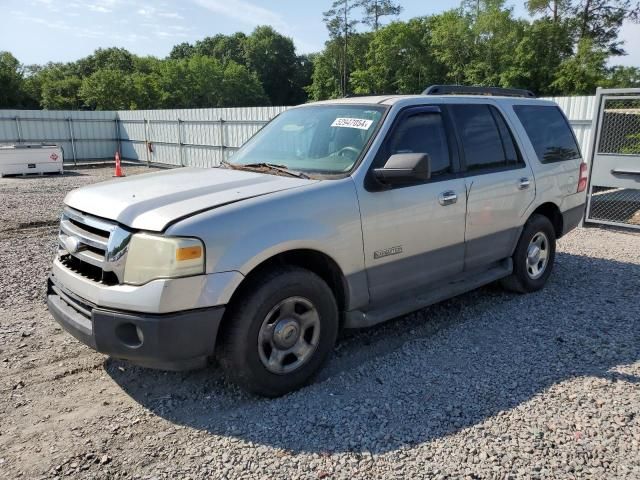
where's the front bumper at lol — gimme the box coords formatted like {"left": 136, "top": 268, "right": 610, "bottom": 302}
{"left": 47, "top": 277, "right": 224, "bottom": 370}
{"left": 49, "top": 257, "right": 243, "bottom": 314}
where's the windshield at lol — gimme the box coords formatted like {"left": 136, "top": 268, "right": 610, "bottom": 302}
{"left": 228, "top": 105, "right": 386, "bottom": 174}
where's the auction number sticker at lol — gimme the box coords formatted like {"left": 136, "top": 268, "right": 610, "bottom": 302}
{"left": 331, "top": 117, "right": 373, "bottom": 130}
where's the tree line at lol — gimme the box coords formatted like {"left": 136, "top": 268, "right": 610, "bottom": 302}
{"left": 1, "top": 0, "right": 639, "bottom": 110}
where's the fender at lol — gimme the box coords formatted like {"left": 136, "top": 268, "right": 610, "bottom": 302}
{"left": 165, "top": 178, "right": 370, "bottom": 311}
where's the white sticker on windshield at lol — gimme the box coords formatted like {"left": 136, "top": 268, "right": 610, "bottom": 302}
{"left": 331, "top": 117, "right": 374, "bottom": 130}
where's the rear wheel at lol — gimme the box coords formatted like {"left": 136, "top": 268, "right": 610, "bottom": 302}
{"left": 217, "top": 266, "right": 338, "bottom": 397}
{"left": 501, "top": 214, "right": 556, "bottom": 293}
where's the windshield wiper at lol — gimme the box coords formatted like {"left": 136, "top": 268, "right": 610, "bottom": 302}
{"left": 219, "top": 160, "right": 309, "bottom": 179}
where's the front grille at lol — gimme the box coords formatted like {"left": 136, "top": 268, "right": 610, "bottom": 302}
{"left": 60, "top": 254, "right": 119, "bottom": 285}
{"left": 58, "top": 207, "right": 119, "bottom": 285}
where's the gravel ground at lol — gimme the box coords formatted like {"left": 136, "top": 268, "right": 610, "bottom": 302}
{"left": 1, "top": 166, "right": 639, "bottom": 479}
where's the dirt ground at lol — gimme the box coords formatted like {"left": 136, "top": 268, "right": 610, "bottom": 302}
{"left": 1, "top": 166, "right": 639, "bottom": 479}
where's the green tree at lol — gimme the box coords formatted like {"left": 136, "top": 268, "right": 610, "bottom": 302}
{"left": 169, "top": 42, "right": 195, "bottom": 59}
{"left": 551, "top": 38, "right": 608, "bottom": 94}
{"left": 194, "top": 33, "right": 247, "bottom": 65}
{"left": 244, "top": 26, "right": 302, "bottom": 105}
{"left": 156, "top": 55, "right": 225, "bottom": 108}
{"left": 41, "top": 76, "right": 82, "bottom": 110}
{"left": 307, "top": 42, "right": 343, "bottom": 100}
{"left": 291, "top": 54, "right": 314, "bottom": 103}
{"left": 351, "top": 19, "right": 437, "bottom": 94}
{"left": 79, "top": 69, "right": 136, "bottom": 110}
{"left": 604, "top": 65, "right": 640, "bottom": 88}
{"left": 323, "top": 0, "right": 361, "bottom": 95}
{"left": 429, "top": 10, "right": 475, "bottom": 85}
{"left": 526, "top": 0, "right": 572, "bottom": 22}
{"left": 76, "top": 47, "right": 135, "bottom": 76}
{"left": 356, "top": 0, "right": 403, "bottom": 30}
{"left": 0, "top": 51, "right": 25, "bottom": 108}
{"left": 464, "top": 2, "right": 528, "bottom": 87}
{"left": 573, "top": 0, "right": 640, "bottom": 55}
{"left": 510, "top": 18, "right": 574, "bottom": 95}
{"left": 129, "top": 72, "right": 162, "bottom": 109}
{"left": 220, "top": 61, "right": 269, "bottom": 106}
{"left": 308, "top": 32, "right": 372, "bottom": 100}
{"left": 20, "top": 64, "right": 44, "bottom": 108}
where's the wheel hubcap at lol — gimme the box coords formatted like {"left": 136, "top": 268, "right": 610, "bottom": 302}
{"left": 258, "top": 296, "right": 320, "bottom": 374}
{"left": 526, "top": 231, "right": 549, "bottom": 280}
{"left": 273, "top": 319, "right": 300, "bottom": 349}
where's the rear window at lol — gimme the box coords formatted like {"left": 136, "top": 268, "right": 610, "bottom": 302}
{"left": 514, "top": 105, "right": 581, "bottom": 163}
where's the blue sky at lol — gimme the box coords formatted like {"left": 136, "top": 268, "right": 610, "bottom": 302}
{"left": 2, "top": 0, "right": 639, "bottom": 66}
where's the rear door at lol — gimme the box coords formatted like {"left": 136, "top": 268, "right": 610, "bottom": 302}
{"left": 512, "top": 104, "right": 583, "bottom": 200}
{"left": 357, "top": 106, "right": 467, "bottom": 306}
{"left": 448, "top": 103, "right": 535, "bottom": 271}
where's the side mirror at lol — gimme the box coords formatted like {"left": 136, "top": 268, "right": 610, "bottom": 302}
{"left": 373, "top": 153, "right": 431, "bottom": 185}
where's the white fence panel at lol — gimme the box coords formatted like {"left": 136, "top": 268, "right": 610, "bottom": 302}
{"left": 117, "top": 106, "right": 289, "bottom": 167}
{"left": 0, "top": 110, "right": 117, "bottom": 163}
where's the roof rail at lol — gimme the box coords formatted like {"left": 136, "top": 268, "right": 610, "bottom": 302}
{"left": 423, "top": 85, "right": 536, "bottom": 98}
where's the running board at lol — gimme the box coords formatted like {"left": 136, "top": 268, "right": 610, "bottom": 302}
{"left": 344, "top": 259, "right": 513, "bottom": 329}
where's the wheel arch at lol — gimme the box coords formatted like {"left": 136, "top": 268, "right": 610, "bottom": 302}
{"left": 530, "top": 202, "right": 563, "bottom": 239}
{"left": 223, "top": 248, "right": 349, "bottom": 318}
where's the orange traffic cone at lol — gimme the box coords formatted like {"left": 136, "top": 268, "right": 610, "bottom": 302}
{"left": 113, "top": 151, "right": 125, "bottom": 177}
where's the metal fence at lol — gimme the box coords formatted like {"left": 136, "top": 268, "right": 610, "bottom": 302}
{"left": 0, "top": 97, "right": 595, "bottom": 167}
{"left": 117, "top": 106, "right": 288, "bottom": 167}
{"left": 0, "top": 110, "right": 118, "bottom": 163}
{"left": 585, "top": 88, "right": 640, "bottom": 229}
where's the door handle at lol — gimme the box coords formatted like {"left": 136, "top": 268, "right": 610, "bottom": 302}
{"left": 438, "top": 191, "right": 457, "bottom": 206}
{"left": 518, "top": 177, "right": 531, "bottom": 189}
{"left": 611, "top": 169, "right": 640, "bottom": 176}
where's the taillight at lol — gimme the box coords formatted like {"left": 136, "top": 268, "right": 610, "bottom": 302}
{"left": 577, "top": 162, "right": 588, "bottom": 192}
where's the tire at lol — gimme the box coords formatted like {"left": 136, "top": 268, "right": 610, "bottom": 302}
{"left": 217, "top": 266, "right": 339, "bottom": 397}
{"left": 501, "top": 214, "right": 556, "bottom": 293}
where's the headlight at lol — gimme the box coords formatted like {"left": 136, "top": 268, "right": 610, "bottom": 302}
{"left": 123, "top": 234, "right": 204, "bottom": 285}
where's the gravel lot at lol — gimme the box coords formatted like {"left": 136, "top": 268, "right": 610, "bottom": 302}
{"left": 1, "top": 166, "right": 639, "bottom": 479}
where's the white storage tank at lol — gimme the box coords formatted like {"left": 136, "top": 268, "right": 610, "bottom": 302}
{"left": 0, "top": 144, "right": 64, "bottom": 177}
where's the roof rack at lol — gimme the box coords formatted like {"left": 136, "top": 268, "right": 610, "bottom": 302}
{"left": 423, "top": 85, "right": 536, "bottom": 98}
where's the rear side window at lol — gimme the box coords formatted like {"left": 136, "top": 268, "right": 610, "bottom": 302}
{"left": 513, "top": 105, "right": 581, "bottom": 163}
{"left": 387, "top": 112, "right": 451, "bottom": 176}
{"left": 450, "top": 104, "right": 523, "bottom": 172}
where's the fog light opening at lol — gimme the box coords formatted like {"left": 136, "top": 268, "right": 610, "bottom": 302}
{"left": 115, "top": 322, "right": 144, "bottom": 348}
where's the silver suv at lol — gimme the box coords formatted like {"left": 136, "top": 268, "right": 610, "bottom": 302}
{"left": 47, "top": 86, "right": 588, "bottom": 396}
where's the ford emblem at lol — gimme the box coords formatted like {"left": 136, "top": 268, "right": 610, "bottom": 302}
{"left": 63, "top": 236, "right": 82, "bottom": 254}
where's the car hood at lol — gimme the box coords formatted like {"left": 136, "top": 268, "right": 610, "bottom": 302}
{"left": 64, "top": 167, "right": 317, "bottom": 231}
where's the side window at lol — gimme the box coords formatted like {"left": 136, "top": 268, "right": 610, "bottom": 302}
{"left": 450, "top": 104, "right": 523, "bottom": 172}
{"left": 513, "top": 105, "right": 581, "bottom": 163}
{"left": 387, "top": 112, "right": 451, "bottom": 176}
{"left": 491, "top": 107, "right": 523, "bottom": 167}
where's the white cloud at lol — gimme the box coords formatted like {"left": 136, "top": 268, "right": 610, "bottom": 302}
{"left": 192, "top": 0, "right": 287, "bottom": 31}
{"left": 158, "top": 11, "right": 184, "bottom": 20}
{"left": 85, "top": 0, "right": 122, "bottom": 14}
{"left": 153, "top": 30, "right": 189, "bottom": 38}
{"left": 137, "top": 5, "right": 184, "bottom": 20}
{"left": 14, "top": 13, "right": 71, "bottom": 31}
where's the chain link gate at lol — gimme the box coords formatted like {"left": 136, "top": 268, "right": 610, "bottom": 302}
{"left": 586, "top": 88, "right": 640, "bottom": 229}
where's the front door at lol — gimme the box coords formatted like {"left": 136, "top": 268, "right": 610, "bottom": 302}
{"left": 356, "top": 106, "right": 467, "bottom": 306}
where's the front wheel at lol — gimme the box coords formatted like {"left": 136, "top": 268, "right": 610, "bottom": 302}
{"left": 217, "top": 266, "right": 339, "bottom": 397}
{"left": 501, "top": 214, "right": 556, "bottom": 293}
